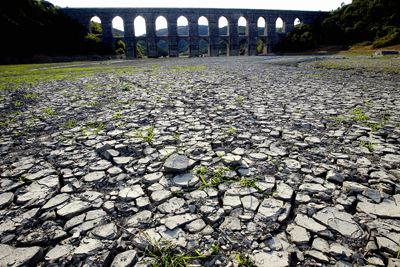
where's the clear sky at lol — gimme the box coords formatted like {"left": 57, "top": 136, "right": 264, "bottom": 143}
{"left": 49, "top": 0, "right": 352, "bottom": 35}
{"left": 49, "top": 0, "right": 351, "bottom": 11}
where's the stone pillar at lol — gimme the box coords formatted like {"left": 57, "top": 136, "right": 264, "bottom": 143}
{"left": 266, "top": 17, "right": 277, "bottom": 53}
{"left": 284, "top": 17, "right": 294, "bottom": 33}
{"left": 229, "top": 17, "right": 239, "bottom": 56}
{"left": 188, "top": 16, "right": 199, "bottom": 57}
{"left": 123, "top": 17, "right": 136, "bottom": 59}
{"left": 209, "top": 17, "right": 219, "bottom": 57}
{"left": 81, "top": 17, "right": 91, "bottom": 33}
{"left": 145, "top": 15, "right": 157, "bottom": 58}
{"left": 168, "top": 15, "right": 179, "bottom": 57}
{"left": 248, "top": 16, "right": 257, "bottom": 56}
{"left": 102, "top": 16, "right": 114, "bottom": 51}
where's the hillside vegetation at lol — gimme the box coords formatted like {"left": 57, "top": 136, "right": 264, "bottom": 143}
{"left": 278, "top": 0, "right": 400, "bottom": 51}
{"left": 0, "top": 0, "right": 112, "bottom": 63}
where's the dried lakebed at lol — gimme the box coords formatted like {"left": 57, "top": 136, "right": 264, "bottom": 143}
{"left": 0, "top": 56, "right": 400, "bottom": 266}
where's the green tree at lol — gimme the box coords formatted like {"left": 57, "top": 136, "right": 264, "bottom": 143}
{"left": 256, "top": 40, "right": 265, "bottom": 54}
{"left": 90, "top": 21, "right": 102, "bottom": 35}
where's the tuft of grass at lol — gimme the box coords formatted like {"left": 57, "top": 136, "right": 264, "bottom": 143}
{"left": 352, "top": 107, "right": 369, "bottom": 122}
{"left": 173, "top": 133, "right": 181, "bottom": 142}
{"left": 366, "top": 121, "right": 384, "bottom": 132}
{"left": 41, "top": 107, "right": 55, "bottom": 117}
{"left": 144, "top": 235, "right": 208, "bottom": 267}
{"left": 360, "top": 140, "right": 374, "bottom": 152}
{"left": 236, "top": 96, "right": 245, "bottom": 107}
{"left": 122, "top": 84, "right": 131, "bottom": 91}
{"left": 113, "top": 112, "right": 122, "bottom": 120}
{"left": 225, "top": 127, "right": 237, "bottom": 136}
{"left": 236, "top": 253, "right": 257, "bottom": 267}
{"left": 135, "top": 125, "right": 155, "bottom": 145}
{"left": 18, "top": 175, "right": 27, "bottom": 183}
{"left": 333, "top": 115, "right": 348, "bottom": 125}
{"left": 22, "top": 93, "right": 38, "bottom": 100}
{"left": 14, "top": 100, "right": 22, "bottom": 107}
{"left": 0, "top": 118, "right": 16, "bottom": 127}
{"left": 238, "top": 179, "right": 263, "bottom": 192}
{"left": 65, "top": 119, "right": 75, "bottom": 129}
{"left": 81, "top": 121, "right": 105, "bottom": 135}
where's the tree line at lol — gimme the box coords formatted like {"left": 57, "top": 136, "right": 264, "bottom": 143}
{"left": 277, "top": 0, "right": 400, "bottom": 51}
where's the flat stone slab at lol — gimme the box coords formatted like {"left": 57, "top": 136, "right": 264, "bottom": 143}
{"left": 163, "top": 154, "right": 189, "bottom": 173}
{"left": 313, "top": 207, "right": 364, "bottom": 239}
{"left": 357, "top": 195, "right": 400, "bottom": 218}
{"left": 0, "top": 244, "right": 43, "bottom": 266}
{"left": 57, "top": 200, "right": 91, "bottom": 219}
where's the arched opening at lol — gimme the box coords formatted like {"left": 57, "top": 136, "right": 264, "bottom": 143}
{"left": 256, "top": 39, "right": 266, "bottom": 55}
{"left": 112, "top": 16, "right": 124, "bottom": 37}
{"left": 294, "top": 18, "right": 302, "bottom": 26}
{"left": 115, "top": 39, "right": 126, "bottom": 55}
{"left": 134, "top": 16, "right": 146, "bottom": 37}
{"left": 276, "top": 17, "right": 285, "bottom": 33}
{"left": 199, "top": 39, "right": 209, "bottom": 56}
{"left": 218, "top": 16, "right": 229, "bottom": 36}
{"left": 157, "top": 40, "right": 168, "bottom": 57}
{"left": 198, "top": 16, "right": 209, "bottom": 36}
{"left": 177, "top": 16, "right": 189, "bottom": 36}
{"left": 219, "top": 40, "right": 229, "bottom": 56}
{"left": 257, "top": 17, "right": 266, "bottom": 36}
{"left": 239, "top": 39, "right": 248, "bottom": 56}
{"left": 136, "top": 40, "right": 147, "bottom": 58}
{"left": 90, "top": 16, "right": 102, "bottom": 35}
{"left": 156, "top": 16, "right": 168, "bottom": 37}
{"left": 178, "top": 39, "right": 189, "bottom": 57}
{"left": 238, "top": 16, "right": 247, "bottom": 36}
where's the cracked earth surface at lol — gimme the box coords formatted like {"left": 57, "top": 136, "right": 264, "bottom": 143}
{"left": 0, "top": 56, "right": 400, "bottom": 266}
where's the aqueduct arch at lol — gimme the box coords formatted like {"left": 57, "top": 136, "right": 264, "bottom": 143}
{"left": 61, "top": 7, "right": 327, "bottom": 58}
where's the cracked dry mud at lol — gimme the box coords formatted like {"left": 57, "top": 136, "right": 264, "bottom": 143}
{"left": 1, "top": 56, "right": 400, "bottom": 267}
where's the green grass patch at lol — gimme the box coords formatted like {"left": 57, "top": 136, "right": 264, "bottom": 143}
{"left": 135, "top": 125, "right": 155, "bottom": 145}
{"left": 81, "top": 121, "right": 105, "bottom": 135}
{"left": 351, "top": 107, "right": 369, "bottom": 122}
{"left": 143, "top": 234, "right": 213, "bottom": 267}
{"left": 236, "top": 253, "right": 257, "bottom": 267}
{"left": 0, "top": 62, "right": 142, "bottom": 90}
{"left": 41, "top": 107, "right": 55, "bottom": 117}
{"left": 360, "top": 140, "right": 374, "bottom": 152}
{"left": 169, "top": 65, "right": 206, "bottom": 72}
{"left": 314, "top": 56, "right": 400, "bottom": 74}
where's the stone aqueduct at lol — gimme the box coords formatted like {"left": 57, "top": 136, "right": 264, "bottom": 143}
{"left": 61, "top": 8, "right": 327, "bottom": 58}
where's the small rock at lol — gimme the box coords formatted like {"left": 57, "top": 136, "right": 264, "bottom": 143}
{"left": 45, "top": 245, "right": 73, "bottom": 261}
{"left": 186, "top": 219, "right": 206, "bottom": 233}
{"left": 73, "top": 238, "right": 104, "bottom": 256}
{"left": 118, "top": 185, "right": 145, "bottom": 201}
{"left": 326, "top": 170, "right": 344, "bottom": 183}
{"left": 284, "top": 159, "right": 301, "bottom": 170}
{"left": 221, "top": 154, "right": 242, "bottom": 166}
{"left": 253, "top": 251, "right": 289, "bottom": 267}
{"left": 172, "top": 173, "right": 199, "bottom": 187}
{"left": 57, "top": 200, "right": 91, "bottom": 219}
{"left": 163, "top": 154, "right": 189, "bottom": 173}
{"left": 0, "top": 244, "right": 43, "bottom": 266}
{"left": 92, "top": 222, "right": 118, "bottom": 240}
{"left": 143, "top": 172, "right": 163, "bottom": 184}
{"left": 313, "top": 207, "right": 364, "bottom": 239}
{"left": 0, "top": 192, "right": 13, "bottom": 209}
{"left": 287, "top": 224, "right": 310, "bottom": 245}
{"left": 111, "top": 250, "right": 138, "bottom": 267}
{"left": 83, "top": 171, "right": 106, "bottom": 182}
